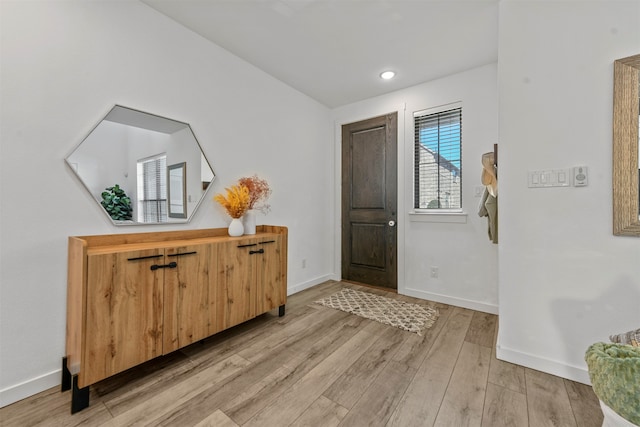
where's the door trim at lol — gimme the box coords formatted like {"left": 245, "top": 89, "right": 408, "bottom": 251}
{"left": 341, "top": 113, "right": 397, "bottom": 289}
{"left": 333, "top": 105, "right": 406, "bottom": 294}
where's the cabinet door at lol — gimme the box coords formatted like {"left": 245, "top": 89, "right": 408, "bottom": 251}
{"left": 217, "top": 238, "right": 258, "bottom": 330}
{"left": 256, "top": 236, "right": 286, "bottom": 313}
{"left": 163, "top": 243, "right": 216, "bottom": 353}
{"left": 83, "top": 249, "right": 163, "bottom": 387}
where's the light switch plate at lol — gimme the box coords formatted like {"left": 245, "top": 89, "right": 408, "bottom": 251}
{"left": 528, "top": 169, "right": 572, "bottom": 188}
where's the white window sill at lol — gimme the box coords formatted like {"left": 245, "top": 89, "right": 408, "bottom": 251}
{"left": 408, "top": 211, "right": 468, "bottom": 223}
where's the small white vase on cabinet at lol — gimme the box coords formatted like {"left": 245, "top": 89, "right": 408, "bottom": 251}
{"left": 228, "top": 218, "right": 244, "bottom": 236}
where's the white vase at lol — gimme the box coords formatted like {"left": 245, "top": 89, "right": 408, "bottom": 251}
{"left": 228, "top": 217, "right": 244, "bottom": 237}
{"left": 243, "top": 209, "right": 256, "bottom": 235}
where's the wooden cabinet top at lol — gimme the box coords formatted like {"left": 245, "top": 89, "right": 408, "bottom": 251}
{"left": 70, "top": 225, "right": 288, "bottom": 253}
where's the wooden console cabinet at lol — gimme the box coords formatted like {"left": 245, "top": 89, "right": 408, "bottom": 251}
{"left": 61, "top": 226, "right": 287, "bottom": 413}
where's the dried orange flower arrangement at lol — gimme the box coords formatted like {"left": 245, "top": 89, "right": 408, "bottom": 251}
{"left": 238, "top": 175, "right": 271, "bottom": 214}
{"left": 213, "top": 184, "right": 250, "bottom": 219}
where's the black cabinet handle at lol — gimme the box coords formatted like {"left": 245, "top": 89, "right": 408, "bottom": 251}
{"left": 249, "top": 249, "right": 265, "bottom": 255}
{"left": 127, "top": 254, "right": 163, "bottom": 261}
{"left": 237, "top": 243, "right": 257, "bottom": 248}
{"left": 150, "top": 262, "right": 177, "bottom": 271}
{"left": 259, "top": 240, "right": 275, "bottom": 245}
{"left": 167, "top": 251, "right": 197, "bottom": 258}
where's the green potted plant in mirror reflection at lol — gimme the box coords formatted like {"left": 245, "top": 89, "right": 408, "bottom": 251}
{"left": 101, "top": 184, "right": 133, "bottom": 221}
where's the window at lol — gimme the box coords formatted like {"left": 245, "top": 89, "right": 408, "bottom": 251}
{"left": 137, "top": 154, "right": 167, "bottom": 222}
{"left": 414, "top": 106, "right": 462, "bottom": 210}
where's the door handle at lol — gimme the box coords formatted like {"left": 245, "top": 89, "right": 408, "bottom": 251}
{"left": 388, "top": 220, "right": 396, "bottom": 227}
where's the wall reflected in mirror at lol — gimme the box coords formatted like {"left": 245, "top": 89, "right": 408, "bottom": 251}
{"left": 66, "top": 105, "right": 215, "bottom": 225}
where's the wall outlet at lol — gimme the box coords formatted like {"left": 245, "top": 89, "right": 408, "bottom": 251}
{"left": 430, "top": 266, "right": 439, "bottom": 278}
{"left": 302, "top": 259, "right": 307, "bottom": 269}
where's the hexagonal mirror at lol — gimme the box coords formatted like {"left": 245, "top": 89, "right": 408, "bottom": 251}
{"left": 66, "top": 105, "right": 215, "bottom": 225}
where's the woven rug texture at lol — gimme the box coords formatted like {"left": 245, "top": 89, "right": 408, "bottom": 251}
{"left": 315, "top": 288, "right": 439, "bottom": 335}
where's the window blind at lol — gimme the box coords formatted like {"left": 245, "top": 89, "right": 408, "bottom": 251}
{"left": 137, "top": 154, "right": 167, "bottom": 222}
{"left": 414, "top": 107, "right": 462, "bottom": 209}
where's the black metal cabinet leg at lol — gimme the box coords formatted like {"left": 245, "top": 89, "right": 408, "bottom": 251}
{"left": 278, "top": 304, "right": 285, "bottom": 317}
{"left": 71, "top": 375, "right": 90, "bottom": 414}
{"left": 61, "top": 357, "right": 71, "bottom": 392}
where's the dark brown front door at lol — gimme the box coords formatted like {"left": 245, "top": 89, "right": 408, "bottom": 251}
{"left": 341, "top": 113, "right": 397, "bottom": 289}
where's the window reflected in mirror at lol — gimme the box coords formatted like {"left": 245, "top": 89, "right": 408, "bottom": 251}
{"left": 168, "top": 162, "right": 187, "bottom": 219}
{"left": 137, "top": 153, "right": 167, "bottom": 222}
{"left": 66, "top": 105, "right": 215, "bottom": 225}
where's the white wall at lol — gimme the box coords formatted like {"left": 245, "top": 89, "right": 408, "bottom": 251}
{"left": 67, "top": 120, "right": 132, "bottom": 203}
{"left": 0, "top": 0, "right": 333, "bottom": 406}
{"left": 497, "top": 0, "right": 640, "bottom": 384}
{"left": 332, "top": 64, "right": 499, "bottom": 314}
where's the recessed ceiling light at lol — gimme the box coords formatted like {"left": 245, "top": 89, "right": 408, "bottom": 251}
{"left": 380, "top": 71, "right": 396, "bottom": 80}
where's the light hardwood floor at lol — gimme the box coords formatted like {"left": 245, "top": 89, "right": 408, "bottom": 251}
{"left": 1, "top": 281, "right": 603, "bottom": 427}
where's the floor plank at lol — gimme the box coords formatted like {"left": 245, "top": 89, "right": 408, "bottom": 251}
{"left": 159, "top": 309, "right": 359, "bottom": 426}
{"left": 465, "top": 311, "right": 497, "bottom": 348}
{"left": 235, "top": 300, "right": 353, "bottom": 363}
{"left": 94, "top": 351, "right": 197, "bottom": 416}
{"left": 322, "top": 325, "right": 406, "bottom": 409}
{"left": 222, "top": 314, "right": 367, "bottom": 425}
{"left": 242, "top": 321, "right": 386, "bottom": 426}
{"left": 387, "top": 307, "right": 474, "bottom": 427}
{"left": 337, "top": 360, "right": 416, "bottom": 427}
{"left": 104, "top": 354, "right": 251, "bottom": 426}
{"left": 434, "top": 341, "right": 491, "bottom": 427}
{"left": 481, "top": 382, "right": 528, "bottom": 427}
{"left": 0, "top": 386, "right": 112, "bottom": 427}
{"left": 193, "top": 409, "right": 239, "bottom": 427}
{"left": 489, "top": 320, "right": 527, "bottom": 395}
{"left": 290, "top": 395, "right": 349, "bottom": 427}
{"left": 525, "top": 368, "right": 578, "bottom": 427}
{"left": 564, "top": 379, "right": 604, "bottom": 427}
{"left": 391, "top": 303, "right": 453, "bottom": 370}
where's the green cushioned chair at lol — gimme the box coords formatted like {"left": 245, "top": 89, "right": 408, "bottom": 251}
{"left": 585, "top": 342, "right": 640, "bottom": 426}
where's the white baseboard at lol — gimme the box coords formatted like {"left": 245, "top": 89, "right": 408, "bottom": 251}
{"left": 402, "top": 287, "right": 498, "bottom": 315}
{"left": 0, "top": 369, "right": 61, "bottom": 408}
{"left": 288, "top": 274, "right": 336, "bottom": 295}
{"left": 496, "top": 343, "right": 591, "bottom": 385}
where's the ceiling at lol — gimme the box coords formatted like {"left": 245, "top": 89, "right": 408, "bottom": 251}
{"left": 142, "top": 0, "right": 500, "bottom": 108}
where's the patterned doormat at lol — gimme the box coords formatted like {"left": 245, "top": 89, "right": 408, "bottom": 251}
{"left": 314, "top": 288, "right": 439, "bottom": 335}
